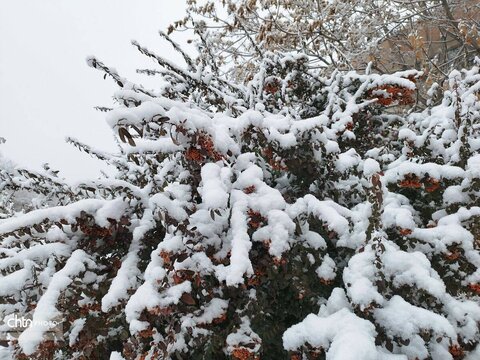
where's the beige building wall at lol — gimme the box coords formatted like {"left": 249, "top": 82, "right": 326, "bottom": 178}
{"left": 355, "top": 0, "right": 480, "bottom": 73}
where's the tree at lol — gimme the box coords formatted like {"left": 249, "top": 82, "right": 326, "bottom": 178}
{"left": 0, "top": 7, "right": 479, "bottom": 360}
{"left": 0, "top": 139, "right": 70, "bottom": 218}
{"left": 177, "top": 0, "right": 480, "bottom": 93}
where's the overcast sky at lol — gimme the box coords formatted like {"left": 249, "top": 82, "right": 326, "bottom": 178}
{"left": 0, "top": 0, "right": 188, "bottom": 182}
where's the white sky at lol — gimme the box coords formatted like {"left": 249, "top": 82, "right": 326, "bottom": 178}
{"left": 0, "top": 0, "right": 188, "bottom": 182}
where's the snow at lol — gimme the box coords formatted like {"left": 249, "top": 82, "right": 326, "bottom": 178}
{"left": 363, "top": 158, "right": 381, "bottom": 177}
{"left": 318, "top": 288, "right": 351, "bottom": 316}
{"left": 18, "top": 250, "right": 96, "bottom": 355}
{"left": 382, "top": 247, "right": 446, "bottom": 299}
{"left": 283, "top": 309, "right": 379, "bottom": 360}
{"left": 289, "top": 195, "right": 351, "bottom": 239}
{"left": 101, "top": 208, "right": 154, "bottom": 312}
{"left": 110, "top": 352, "right": 126, "bottom": 360}
{"left": 343, "top": 248, "right": 384, "bottom": 308}
{"left": 216, "top": 191, "right": 253, "bottom": 286}
{"left": 344, "top": 240, "right": 450, "bottom": 310}
{"left": 443, "top": 295, "right": 480, "bottom": 343}
{"left": 125, "top": 280, "right": 191, "bottom": 333}
{"left": 68, "top": 318, "right": 86, "bottom": 346}
{"left": 190, "top": 298, "right": 228, "bottom": 326}
{"left": 94, "top": 198, "right": 128, "bottom": 227}
{"left": 199, "top": 163, "right": 229, "bottom": 209}
{"left": 105, "top": 107, "right": 142, "bottom": 129}
{"left": 398, "top": 128, "right": 416, "bottom": 142}
{"left": 467, "top": 154, "right": 480, "bottom": 177}
{"left": 0, "top": 199, "right": 118, "bottom": 235}
{"left": 374, "top": 296, "right": 456, "bottom": 356}
{"left": 226, "top": 317, "right": 261, "bottom": 355}
{"left": 0, "top": 242, "right": 71, "bottom": 274}
{"left": 443, "top": 185, "right": 469, "bottom": 205}
{"left": 303, "top": 231, "right": 327, "bottom": 249}
{"left": 252, "top": 209, "right": 295, "bottom": 257}
{"left": 150, "top": 192, "right": 189, "bottom": 222}
{"left": 0, "top": 260, "right": 34, "bottom": 297}
{"left": 384, "top": 162, "right": 465, "bottom": 184}
{"left": 316, "top": 255, "right": 336, "bottom": 281}
{"left": 382, "top": 193, "right": 417, "bottom": 230}
{"left": 336, "top": 149, "right": 360, "bottom": 173}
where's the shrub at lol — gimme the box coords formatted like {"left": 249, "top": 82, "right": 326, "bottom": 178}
{"left": 0, "top": 36, "right": 479, "bottom": 360}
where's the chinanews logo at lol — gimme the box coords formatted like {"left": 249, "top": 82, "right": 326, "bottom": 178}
{"left": 0, "top": 313, "right": 64, "bottom": 342}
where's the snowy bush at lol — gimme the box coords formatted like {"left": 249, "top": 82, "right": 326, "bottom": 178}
{"left": 0, "top": 141, "right": 69, "bottom": 218}
{"left": 0, "top": 34, "right": 479, "bottom": 359}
